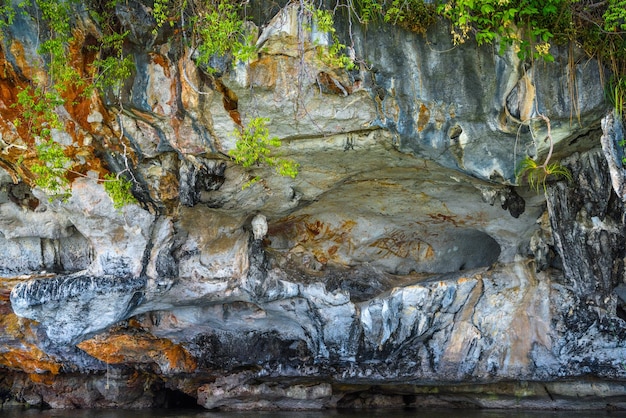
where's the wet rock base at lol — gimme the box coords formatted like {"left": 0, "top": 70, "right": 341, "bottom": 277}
{"left": 2, "top": 370, "right": 626, "bottom": 411}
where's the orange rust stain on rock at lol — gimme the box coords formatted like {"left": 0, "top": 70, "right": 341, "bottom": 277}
{"left": 0, "top": 35, "right": 129, "bottom": 188}
{"left": 9, "top": 40, "right": 45, "bottom": 82}
{"left": 417, "top": 103, "right": 430, "bottom": 132}
{"left": 67, "top": 94, "right": 102, "bottom": 131}
{"left": 29, "top": 372, "right": 56, "bottom": 385}
{"left": 0, "top": 348, "right": 61, "bottom": 375}
{"left": 249, "top": 56, "right": 278, "bottom": 88}
{"left": 313, "top": 250, "right": 328, "bottom": 264}
{"left": 0, "top": 310, "right": 62, "bottom": 374}
{"left": 150, "top": 52, "right": 171, "bottom": 78}
{"left": 270, "top": 216, "right": 359, "bottom": 266}
{"left": 305, "top": 219, "right": 325, "bottom": 237}
{"left": 316, "top": 71, "right": 350, "bottom": 95}
{"left": 77, "top": 331, "right": 197, "bottom": 373}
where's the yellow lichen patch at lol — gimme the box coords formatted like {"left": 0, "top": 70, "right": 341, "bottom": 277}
{"left": 150, "top": 52, "right": 172, "bottom": 78}
{"left": 0, "top": 336, "right": 62, "bottom": 375}
{"left": 249, "top": 56, "right": 278, "bottom": 89}
{"left": 77, "top": 331, "right": 197, "bottom": 374}
{"left": 1, "top": 278, "right": 62, "bottom": 375}
{"left": 416, "top": 103, "right": 430, "bottom": 132}
{"left": 28, "top": 372, "right": 57, "bottom": 385}
{"left": 157, "top": 171, "right": 180, "bottom": 202}
{"left": 9, "top": 40, "right": 46, "bottom": 83}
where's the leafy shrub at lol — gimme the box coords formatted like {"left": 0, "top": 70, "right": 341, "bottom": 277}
{"left": 192, "top": 0, "right": 256, "bottom": 71}
{"left": 229, "top": 117, "right": 299, "bottom": 188}
{"left": 31, "top": 139, "right": 72, "bottom": 197}
{"left": 102, "top": 173, "right": 138, "bottom": 209}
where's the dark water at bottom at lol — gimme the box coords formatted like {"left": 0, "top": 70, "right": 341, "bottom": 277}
{"left": 2, "top": 409, "right": 626, "bottom": 418}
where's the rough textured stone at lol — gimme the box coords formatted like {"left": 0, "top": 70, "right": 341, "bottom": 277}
{"left": 0, "top": 0, "right": 625, "bottom": 411}
{"left": 197, "top": 372, "right": 334, "bottom": 411}
{"left": 76, "top": 326, "right": 197, "bottom": 375}
{"left": 33, "top": 178, "right": 156, "bottom": 278}
{"left": 601, "top": 111, "right": 626, "bottom": 201}
{"left": 10, "top": 275, "right": 146, "bottom": 344}
{"left": 547, "top": 149, "right": 625, "bottom": 306}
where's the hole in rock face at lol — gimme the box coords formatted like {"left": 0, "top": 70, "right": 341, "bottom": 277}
{"left": 158, "top": 388, "right": 202, "bottom": 409}
{"left": 617, "top": 304, "right": 626, "bottom": 322}
{"left": 7, "top": 182, "right": 39, "bottom": 211}
{"left": 448, "top": 124, "right": 463, "bottom": 140}
{"left": 442, "top": 229, "right": 501, "bottom": 272}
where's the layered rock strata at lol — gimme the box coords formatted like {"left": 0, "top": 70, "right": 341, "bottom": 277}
{"left": 1, "top": 0, "right": 625, "bottom": 411}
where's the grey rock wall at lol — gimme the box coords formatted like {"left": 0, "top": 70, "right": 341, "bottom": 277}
{"left": 1, "top": 0, "right": 625, "bottom": 411}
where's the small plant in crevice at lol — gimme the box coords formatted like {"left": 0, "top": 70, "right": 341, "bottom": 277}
{"left": 190, "top": 0, "right": 257, "bottom": 73}
{"left": 102, "top": 173, "right": 138, "bottom": 209}
{"left": 229, "top": 117, "right": 299, "bottom": 189}
{"left": 606, "top": 76, "right": 626, "bottom": 119}
{"left": 90, "top": 31, "right": 135, "bottom": 95}
{"left": 30, "top": 139, "right": 72, "bottom": 198}
{"left": 308, "top": 5, "right": 356, "bottom": 70}
{"left": 515, "top": 114, "right": 572, "bottom": 192}
{"left": 516, "top": 155, "right": 572, "bottom": 192}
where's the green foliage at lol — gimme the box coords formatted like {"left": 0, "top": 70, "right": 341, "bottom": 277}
{"left": 438, "top": 0, "right": 568, "bottom": 61}
{"left": 386, "top": 0, "right": 437, "bottom": 35}
{"left": 36, "top": 0, "right": 72, "bottom": 34}
{"left": 13, "top": 87, "right": 104, "bottom": 200}
{"left": 91, "top": 31, "right": 135, "bottom": 93}
{"left": 310, "top": 6, "right": 355, "bottom": 70}
{"left": 603, "top": 0, "right": 626, "bottom": 32}
{"left": 6, "top": 0, "right": 139, "bottom": 206}
{"left": 0, "top": 2, "right": 16, "bottom": 33}
{"left": 35, "top": 0, "right": 84, "bottom": 89}
{"left": 192, "top": 0, "right": 256, "bottom": 71}
{"left": 84, "top": 3, "right": 136, "bottom": 97}
{"left": 229, "top": 117, "right": 299, "bottom": 188}
{"left": 516, "top": 156, "right": 572, "bottom": 192}
{"left": 153, "top": 0, "right": 171, "bottom": 32}
{"left": 12, "top": 85, "right": 64, "bottom": 139}
{"left": 352, "top": 0, "right": 384, "bottom": 24}
{"left": 92, "top": 55, "right": 135, "bottom": 92}
{"left": 102, "top": 173, "right": 138, "bottom": 209}
{"left": 31, "top": 139, "right": 71, "bottom": 197}
{"left": 606, "top": 76, "right": 626, "bottom": 118}
{"left": 351, "top": 0, "right": 437, "bottom": 34}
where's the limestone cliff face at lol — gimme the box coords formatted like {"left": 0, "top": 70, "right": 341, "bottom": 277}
{"left": 1, "top": 0, "right": 626, "bottom": 411}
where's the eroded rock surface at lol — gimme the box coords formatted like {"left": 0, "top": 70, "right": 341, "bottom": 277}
{"left": 1, "top": 0, "right": 625, "bottom": 411}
